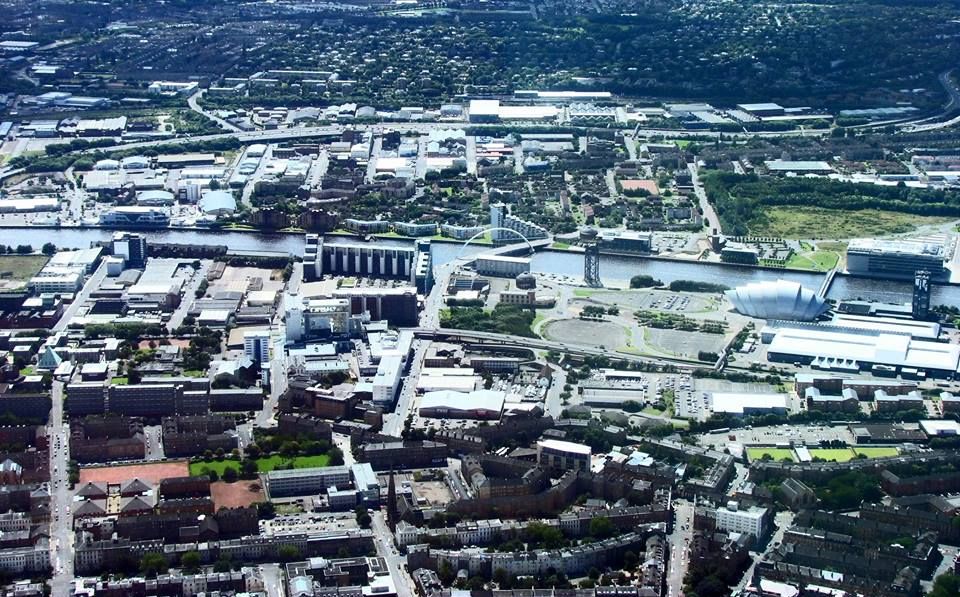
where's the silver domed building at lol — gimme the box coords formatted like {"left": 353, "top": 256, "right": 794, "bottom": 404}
{"left": 725, "top": 279, "right": 827, "bottom": 321}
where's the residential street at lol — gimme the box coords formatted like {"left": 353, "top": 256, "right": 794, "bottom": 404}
{"left": 48, "top": 381, "right": 74, "bottom": 597}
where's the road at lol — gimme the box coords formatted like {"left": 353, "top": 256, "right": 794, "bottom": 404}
{"left": 260, "top": 563, "right": 284, "bottom": 597}
{"left": 734, "top": 511, "right": 794, "bottom": 594}
{"left": 187, "top": 90, "right": 243, "bottom": 132}
{"left": 53, "top": 260, "right": 109, "bottom": 332}
{"left": 383, "top": 338, "right": 427, "bottom": 437}
{"left": 167, "top": 260, "right": 209, "bottom": 331}
{"left": 48, "top": 382, "right": 74, "bottom": 597}
{"left": 74, "top": 119, "right": 837, "bottom": 158}
{"left": 63, "top": 166, "right": 88, "bottom": 223}
{"left": 900, "top": 70, "right": 960, "bottom": 132}
{"left": 688, "top": 161, "right": 720, "bottom": 234}
{"left": 143, "top": 425, "right": 165, "bottom": 461}
{"left": 410, "top": 327, "right": 701, "bottom": 369}
{"left": 543, "top": 365, "right": 567, "bottom": 418}
{"left": 666, "top": 498, "right": 693, "bottom": 597}
{"left": 370, "top": 510, "right": 416, "bottom": 597}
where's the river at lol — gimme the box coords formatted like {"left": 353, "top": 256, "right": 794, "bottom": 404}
{"left": 4, "top": 227, "right": 959, "bottom": 306}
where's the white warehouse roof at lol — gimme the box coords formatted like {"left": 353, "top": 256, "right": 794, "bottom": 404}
{"left": 710, "top": 392, "right": 789, "bottom": 415}
{"left": 767, "top": 325, "right": 960, "bottom": 373}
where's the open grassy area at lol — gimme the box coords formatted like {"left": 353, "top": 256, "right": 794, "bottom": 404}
{"left": 749, "top": 206, "right": 954, "bottom": 239}
{"left": 746, "top": 447, "right": 795, "bottom": 462}
{"left": 0, "top": 255, "right": 49, "bottom": 283}
{"left": 110, "top": 377, "right": 128, "bottom": 385}
{"left": 854, "top": 447, "right": 899, "bottom": 458}
{"left": 808, "top": 448, "right": 856, "bottom": 462}
{"left": 785, "top": 250, "right": 841, "bottom": 271}
{"left": 189, "top": 454, "right": 331, "bottom": 476}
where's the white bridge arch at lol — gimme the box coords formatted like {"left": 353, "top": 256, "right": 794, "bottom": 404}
{"left": 455, "top": 227, "right": 535, "bottom": 261}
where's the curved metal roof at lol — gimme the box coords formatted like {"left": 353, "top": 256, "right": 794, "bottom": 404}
{"left": 198, "top": 190, "right": 237, "bottom": 214}
{"left": 725, "top": 279, "right": 827, "bottom": 321}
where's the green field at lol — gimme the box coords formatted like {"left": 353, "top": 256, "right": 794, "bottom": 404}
{"left": 746, "top": 447, "right": 795, "bottom": 462}
{"left": 189, "top": 454, "right": 331, "bottom": 476}
{"left": 749, "top": 206, "right": 954, "bottom": 239}
{"left": 0, "top": 255, "right": 49, "bottom": 283}
{"left": 786, "top": 250, "right": 841, "bottom": 271}
{"left": 807, "top": 448, "right": 857, "bottom": 462}
{"left": 854, "top": 447, "right": 899, "bottom": 458}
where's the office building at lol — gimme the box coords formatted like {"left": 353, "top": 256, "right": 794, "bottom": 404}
{"left": 111, "top": 232, "right": 148, "bottom": 269}
{"left": 284, "top": 295, "right": 353, "bottom": 342}
{"left": 99, "top": 207, "right": 170, "bottom": 229}
{"left": 598, "top": 230, "right": 653, "bottom": 253}
{"left": 475, "top": 256, "right": 531, "bottom": 277}
{"left": 360, "top": 440, "right": 447, "bottom": 471}
{"left": 537, "top": 439, "right": 591, "bottom": 471}
{"left": 715, "top": 501, "right": 769, "bottom": 540}
{"left": 372, "top": 355, "right": 403, "bottom": 406}
{"left": 244, "top": 330, "right": 271, "bottom": 364}
{"left": 846, "top": 237, "right": 948, "bottom": 280}
{"left": 351, "top": 463, "right": 380, "bottom": 504}
{"left": 265, "top": 466, "right": 351, "bottom": 498}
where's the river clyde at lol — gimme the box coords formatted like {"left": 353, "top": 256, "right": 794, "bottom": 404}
{"left": 4, "top": 227, "right": 958, "bottom": 306}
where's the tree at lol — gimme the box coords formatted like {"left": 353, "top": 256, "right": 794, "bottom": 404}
{"left": 222, "top": 467, "right": 238, "bottom": 483}
{"left": 15, "top": 245, "right": 32, "bottom": 255}
{"left": 127, "top": 368, "right": 142, "bottom": 385}
{"left": 623, "top": 550, "right": 639, "bottom": 569}
{"left": 240, "top": 459, "right": 258, "bottom": 479}
{"left": 180, "top": 551, "right": 201, "bottom": 572}
{"left": 278, "top": 544, "right": 301, "bottom": 562}
{"left": 41, "top": 243, "right": 57, "bottom": 256}
{"left": 589, "top": 516, "right": 615, "bottom": 539}
{"left": 328, "top": 447, "right": 344, "bottom": 465}
{"left": 930, "top": 573, "right": 960, "bottom": 597}
{"left": 245, "top": 442, "right": 262, "bottom": 458}
{"left": 256, "top": 501, "right": 276, "bottom": 519}
{"left": 355, "top": 506, "right": 372, "bottom": 528}
{"left": 140, "top": 553, "right": 168, "bottom": 577}
{"left": 438, "top": 561, "right": 455, "bottom": 585}
{"left": 213, "top": 556, "right": 232, "bottom": 573}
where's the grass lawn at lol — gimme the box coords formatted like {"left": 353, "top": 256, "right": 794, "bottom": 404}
{"left": 854, "top": 447, "right": 899, "bottom": 458}
{"left": 786, "top": 250, "right": 840, "bottom": 271}
{"left": 19, "top": 366, "right": 34, "bottom": 376}
{"left": 182, "top": 370, "right": 205, "bottom": 378}
{"left": 807, "top": 448, "right": 856, "bottom": 462}
{"left": 531, "top": 313, "right": 545, "bottom": 333}
{"left": 0, "top": 255, "right": 49, "bottom": 282}
{"left": 574, "top": 289, "right": 601, "bottom": 297}
{"left": 746, "top": 447, "right": 795, "bottom": 462}
{"left": 551, "top": 242, "right": 571, "bottom": 250}
{"left": 189, "top": 454, "right": 331, "bottom": 476}
{"left": 110, "top": 377, "right": 128, "bottom": 385}
{"left": 749, "top": 206, "right": 954, "bottom": 239}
